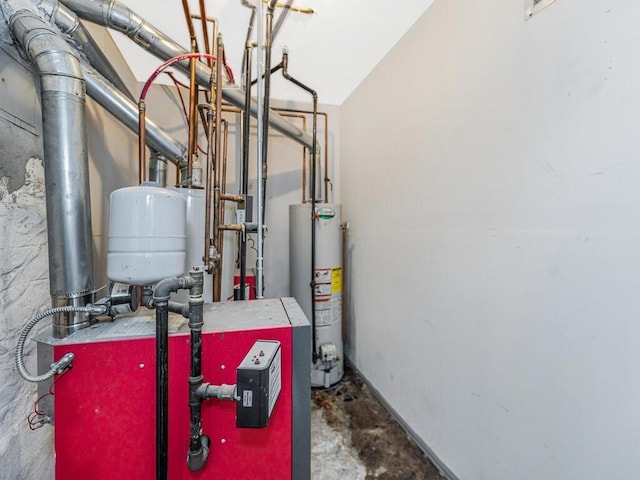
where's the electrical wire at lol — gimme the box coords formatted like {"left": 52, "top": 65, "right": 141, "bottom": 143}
{"left": 222, "top": 48, "right": 235, "bottom": 84}
{"left": 27, "top": 372, "right": 67, "bottom": 430}
{"left": 139, "top": 53, "right": 217, "bottom": 102}
{"left": 234, "top": 234, "right": 258, "bottom": 268}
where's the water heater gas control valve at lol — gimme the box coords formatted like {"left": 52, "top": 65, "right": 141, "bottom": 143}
{"left": 319, "top": 343, "right": 337, "bottom": 362}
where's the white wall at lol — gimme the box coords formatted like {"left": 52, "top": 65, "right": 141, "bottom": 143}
{"left": 340, "top": 1, "right": 640, "bottom": 479}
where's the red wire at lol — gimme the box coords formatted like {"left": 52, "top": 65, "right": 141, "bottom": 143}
{"left": 222, "top": 48, "right": 235, "bottom": 84}
{"left": 139, "top": 53, "right": 217, "bottom": 101}
{"left": 27, "top": 369, "right": 68, "bottom": 430}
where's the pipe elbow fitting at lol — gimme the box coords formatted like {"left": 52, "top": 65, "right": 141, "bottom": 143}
{"left": 186, "top": 435, "right": 210, "bottom": 472}
{"left": 153, "top": 275, "right": 196, "bottom": 302}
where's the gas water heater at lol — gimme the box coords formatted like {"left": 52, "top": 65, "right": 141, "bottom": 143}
{"left": 290, "top": 203, "right": 343, "bottom": 388}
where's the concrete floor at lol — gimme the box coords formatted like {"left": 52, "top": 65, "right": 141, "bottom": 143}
{"left": 311, "top": 406, "right": 368, "bottom": 479}
{"left": 309, "top": 369, "right": 444, "bottom": 480}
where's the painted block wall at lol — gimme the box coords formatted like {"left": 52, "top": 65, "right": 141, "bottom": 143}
{"left": 0, "top": 28, "right": 138, "bottom": 476}
{"left": 340, "top": 1, "right": 640, "bottom": 479}
{"left": 0, "top": 46, "right": 52, "bottom": 477}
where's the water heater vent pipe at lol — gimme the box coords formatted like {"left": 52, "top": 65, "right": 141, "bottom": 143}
{"left": 5, "top": 7, "right": 95, "bottom": 337}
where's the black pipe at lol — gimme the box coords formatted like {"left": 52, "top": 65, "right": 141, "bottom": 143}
{"left": 168, "top": 301, "right": 190, "bottom": 317}
{"left": 250, "top": 62, "right": 282, "bottom": 87}
{"left": 186, "top": 269, "right": 209, "bottom": 471}
{"left": 239, "top": 42, "right": 253, "bottom": 301}
{"left": 154, "top": 298, "right": 169, "bottom": 480}
{"left": 260, "top": 2, "right": 277, "bottom": 229}
{"left": 153, "top": 276, "right": 195, "bottom": 480}
{"left": 240, "top": 1, "right": 256, "bottom": 92}
{"left": 280, "top": 51, "right": 319, "bottom": 362}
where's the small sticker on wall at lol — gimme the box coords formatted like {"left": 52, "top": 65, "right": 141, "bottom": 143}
{"left": 525, "top": 0, "right": 557, "bottom": 19}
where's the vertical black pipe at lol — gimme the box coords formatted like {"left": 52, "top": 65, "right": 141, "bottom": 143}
{"left": 153, "top": 276, "right": 194, "bottom": 480}
{"left": 188, "top": 301, "right": 204, "bottom": 453}
{"left": 309, "top": 97, "right": 318, "bottom": 362}
{"left": 186, "top": 269, "right": 209, "bottom": 472}
{"left": 239, "top": 44, "right": 253, "bottom": 300}
{"left": 260, "top": 2, "right": 277, "bottom": 227}
{"left": 155, "top": 300, "right": 169, "bottom": 480}
{"left": 280, "top": 51, "right": 319, "bottom": 361}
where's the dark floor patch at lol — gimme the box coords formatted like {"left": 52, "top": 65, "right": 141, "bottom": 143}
{"left": 312, "top": 368, "right": 444, "bottom": 480}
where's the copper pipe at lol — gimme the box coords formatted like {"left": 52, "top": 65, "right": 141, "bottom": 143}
{"left": 202, "top": 74, "right": 235, "bottom": 275}
{"left": 212, "top": 35, "right": 224, "bottom": 302}
{"left": 197, "top": 1, "right": 211, "bottom": 66}
{"left": 186, "top": 37, "right": 199, "bottom": 187}
{"left": 225, "top": 107, "right": 307, "bottom": 200}
{"left": 222, "top": 106, "right": 242, "bottom": 114}
{"left": 222, "top": 118, "right": 229, "bottom": 202}
{"left": 271, "top": 111, "right": 307, "bottom": 202}
{"left": 203, "top": 102, "right": 214, "bottom": 273}
{"left": 272, "top": 107, "right": 330, "bottom": 202}
{"left": 220, "top": 193, "right": 244, "bottom": 203}
{"left": 217, "top": 119, "right": 229, "bottom": 300}
{"left": 273, "top": 107, "right": 329, "bottom": 202}
{"left": 180, "top": 0, "right": 201, "bottom": 187}
{"left": 191, "top": 14, "right": 218, "bottom": 61}
{"left": 272, "top": 107, "right": 328, "bottom": 200}
{"left": 138, "top": 100, "right": 146, "bottom": 184}
{"left": 260, "top": 0, "right": 314, "bottom": 14}
{"left": 181, "top": 0, "right": 197, "bottom": 41}
{"left": 219, "top": 224, "right": 244, "bottom": 232}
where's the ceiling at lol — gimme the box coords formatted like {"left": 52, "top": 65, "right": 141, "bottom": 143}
{"left": 110, "top": 0, "right": 435, "bottom": 105}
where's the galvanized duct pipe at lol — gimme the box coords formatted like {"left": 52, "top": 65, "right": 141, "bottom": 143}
{"left": 7, "top": 9, "right": 94, "bottom": 338}
{"left": 43, "top": 0, "right": 134, "bottom": 101}
{"left": 59, "top": 0, "right": 317, "bottom": 150}
{"left": 81, "top": 62, "right": 188, "bottom": 169}
{"left": 47, "top": 1, "right": 174, "bottom": 183}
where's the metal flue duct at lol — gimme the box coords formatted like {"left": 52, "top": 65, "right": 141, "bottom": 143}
{"left": 5, "top": 7, "right": 94, "bottom": 337}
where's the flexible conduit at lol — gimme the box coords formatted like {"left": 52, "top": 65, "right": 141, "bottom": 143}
{"left": 15, "top": 306, "right": 102, "bottom": 383}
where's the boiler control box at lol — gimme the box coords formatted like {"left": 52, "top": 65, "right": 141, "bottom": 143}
{"left": 237, "top": 340, "right": 282, "bottom": 428}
